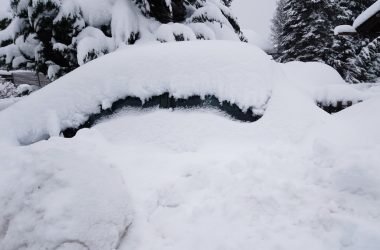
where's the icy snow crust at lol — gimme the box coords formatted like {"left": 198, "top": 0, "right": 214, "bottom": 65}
{"left": 0, "top": 41, "right": 379, "bottom": 250}
{"left": 0, "top": 41, "right": 367, "bottom": 146}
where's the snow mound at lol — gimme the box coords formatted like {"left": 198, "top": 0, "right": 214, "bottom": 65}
{"left": 0, "top": 41, "right": 277, "bottom": 145}
{"left": 281, "top": 62, "right": 367, "bottom": 105}
{"left": 0, "top": 97, "right": 19, "bottom": 111}
{"left": 88, "top": 91, "right": 380, "bottom": 250}
{"left": 0, "top": 41, "right": 368, "bottom": 145}
{"left": 0, "top": 136, "right": 132, "bottom": 250}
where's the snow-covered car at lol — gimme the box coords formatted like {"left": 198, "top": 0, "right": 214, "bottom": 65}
{"left": 0, "top": 41, "right": 379, "bottom": 250}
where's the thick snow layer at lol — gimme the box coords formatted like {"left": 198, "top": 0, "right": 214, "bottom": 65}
{"left": 0, "top": 97, "right": 19, "bottom": 111}
{"left": 0, "top": 47, "right": 379, "bottom": 248}
{"left": 281, "top": 62, "right": 367, "bottom": 105}
{"left": 91, "top": 85, "right": 380, "bottom": 250}
{"left": 334, "top": 25, "right": 357, "bottom": 35}
{"left": 1, "top": 84, "right": 375, "bottom": 250}
{"left": 76, "top": 27, "right": 115, "bottom": 65}
{"left": 0, "top": 41, "right": 277, "bottom": 145}
{"left": 353, "top": 0, "right": 380, "bottom": 29}
{"left": 0, "top": 138, "right": 132, "bottom": 250}
{"left": 155, "top": 23, "right": 197, "bottom": 42}
{"left": 0, "top": 41, "right": 370, "bottom": 145}
{"left": 72, "top": 0, "right": 117, "bottom": 27}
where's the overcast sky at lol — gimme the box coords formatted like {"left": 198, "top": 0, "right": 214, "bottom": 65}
{"left": 232, "top": 0, "right": 277, "bottom": 39}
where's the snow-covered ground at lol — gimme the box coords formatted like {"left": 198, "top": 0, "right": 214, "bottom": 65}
{"left": 0, "top": 41, "right": 379, "bottom": 250}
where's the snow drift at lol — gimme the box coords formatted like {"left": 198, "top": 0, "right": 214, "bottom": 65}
{"left": 0, "top": 41, "right": 276, "bottom": 145}
{"left": 0, "top": 41, "right": 368, "bottom": 145}
{"left": 0, "top": 136, "right": 132, "bottom": 250}
{"left": 0, "top": 40, "right": 379, "bottom": 250}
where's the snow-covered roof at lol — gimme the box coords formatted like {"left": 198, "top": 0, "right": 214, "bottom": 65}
{"left": 353, "top": 0, "right": 380, "bottom": 29}
{"left": 0, "top": 41, "right": 367, "bottom": 145}
{"left": 334, "top": 25, "right": 357, "bottom": 35}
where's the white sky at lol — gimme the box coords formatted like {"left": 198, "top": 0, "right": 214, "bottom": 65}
{"left": 232, "top": 0, "right": 277, "bottom": 39}
{"left": 0, "top": 0, "right": 8, "bottom": 12}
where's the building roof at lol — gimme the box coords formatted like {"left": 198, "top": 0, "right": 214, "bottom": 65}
{"left": 335, "top": 0, "right": 380, "bottom": 36}
{"left": 353, "top": 0, "right": 380, "bottom": 35}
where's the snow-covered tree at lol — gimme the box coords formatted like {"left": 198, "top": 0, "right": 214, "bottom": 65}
{"left": 328, "top": 0, "right": 376, "bottom": 83}
{"left": 351, "top": 37, "right": 380, "bottom": 82}
{"left": 270, "top": 0, "right": 286, "bottom": 52}
{"left": 0, "top": 0, "right": 245, "bottom": 80}
{"left": 272, "top": 0, "right": 378, "bottom": 83}
{"left": 327, "top": 0, "right": 359, "bottom": 82}
{"left": 277, "top": 0, "right": 334, "bottom": 63}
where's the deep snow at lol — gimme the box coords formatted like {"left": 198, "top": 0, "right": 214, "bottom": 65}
{"left": 2, "top": 83, "right": 379, "bottom": 250}
{"left": 0, "top": 41, "right": 379, "bottom": 250}
{"left": 0, "top": 41, "right": 368, "bottom": 146}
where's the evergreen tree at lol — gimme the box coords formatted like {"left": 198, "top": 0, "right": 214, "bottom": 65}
{"left": 328, "top": 0, "right": 376, "bottom": 83}
{"left": 272, "top": 0, "right": 378, "bottom": 83}
{"left": 277, "top": 0, "right": 334, "bottom": 63}
{"left": 0, "top": 0, "right": 245, "bottom": 80}
{"left": 0, "top": 6, "right": 12, "bottom": 67}
{"left": 132, "top": 0, "right": 246, "bottom": 41}
{"left": 351, "top": 37, "right": 380, "bottom": 82}
{"left": 328, "top": 0, "right": 359, "bottom": 82}
{"left": 270, "top": 0, "right": 287, "bottom": 52}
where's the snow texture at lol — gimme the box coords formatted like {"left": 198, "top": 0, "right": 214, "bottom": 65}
{"left": 0, "top": 97, "right": 19, "bottom": 111}
{"left": 0, "top": 137, "right": 132, "bottom": 250}
{"left": 0, "top": 41, "right": 369, "bottom": 146}
{"left": 334, "top": 25, "right": 357, "bottom": 35}
{"left": 0, "top": 41, "right": 277, "bottom": 145}
{"left": 0, "top": 41, "right": 379, "bottom": 250}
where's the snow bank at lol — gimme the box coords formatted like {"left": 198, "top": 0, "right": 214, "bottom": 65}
{"left": 353, "top": 0, "right": 380, "bottom": 29}
{"left": 281, "top": 62, "right": 367, "bottom": 105}
{"left": 88, "top": 88, "right": 380, "bottom": 250}
{"left": 0, "top": 40, "right": 379, "bottom": 250}
{"left": 0, "top": 97, "right": 19, "bottom": 111}
{"left": 0, "top": 41, "right": 368, "bottom": 145}
{"left": 0, "top": 137, "right": 132, "bottom": 250}
{"left": 0, "top": 41, "right": 277, "bottom": 145}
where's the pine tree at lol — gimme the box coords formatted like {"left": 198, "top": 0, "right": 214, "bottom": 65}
{"left": 271, "top": 0, "right": 287, "bottom": 52}
{"left": 277, "top": 0, "right": 335, "bottom": 63}
{"left": 351, "top": 37, "right": 380, "bottom": 82}
{"left": 327, "top": 0, "right": 359, "bottom": 82}
{"left": 0, "top": 6, "right": 12, "bottom": 67}
{"left": 328, "top": 0, "right": 376, "bottom": 83}
{"left": 0, "top": 0, "right": 245, "bottom": 80}
{"left": 272, "top": 0, "right": 378, "bottom": 83}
